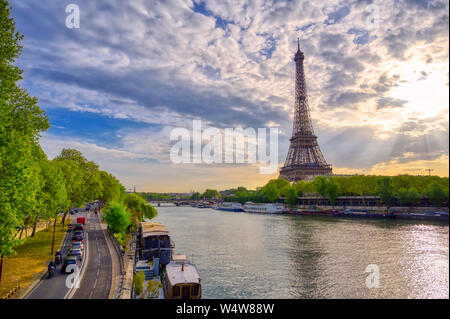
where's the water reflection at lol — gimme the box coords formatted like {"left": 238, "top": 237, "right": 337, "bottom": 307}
{"left": 152, "top": 207, "right": 449, "bottom": 299}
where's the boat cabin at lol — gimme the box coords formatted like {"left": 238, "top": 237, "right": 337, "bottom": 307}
{"left": 162, "top": 258, "right": 201, "bottom": 299}
{"left": 139, "top": 222, "right": 172, "bottom": 266}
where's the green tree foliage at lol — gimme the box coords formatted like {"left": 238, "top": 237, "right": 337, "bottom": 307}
{"left": 39, "top": 156, "right": 69, "bottom": 254}
{"left": 103, "top": 201, "right": 131, "bottom": 234}
{"left": 0, "top": 0, "right": 49, "bottom": 284}
{"left": 397, "top": 188, "right": 410, "bottom": 206}
{"left": 190, "top": 192, "right": 201, "bottom": 200}
{"left": 99, "top": 171, "right": 125, "bottom": 205}
{"left": 312, "top": 176, "right": 328, "bottom": 197}
{"left": 284, "top": 186, "right": 298, "bottom": 207}
{"left": 202, "top": 189, "right": 220, "bottom": 199}
{"left": 133, "top": 271, "right": 145, "bottom": 296}
{"left": 397, "top": 187, "right": 421, "bottom": 207}
{"left": 425, "top": 181, "right": 447, "bottom": 207}
{"left": 326, "top": 178, "right": 340, "bottom": 206}
{"left": 55, "top": 149, "right": 103, "bottom": 203}
{"left": 376, "top": 177, "right": 394, "bottom": 209}
{"left": 124, "top": 193, "right": 158, "bottom": 224}
{"left": 261, "top": 182, "right": 280, "bottom": 202}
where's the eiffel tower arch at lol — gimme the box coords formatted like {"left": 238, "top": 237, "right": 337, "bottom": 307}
{"left": 279, "top": 39, "right": 332, "bottom": 182}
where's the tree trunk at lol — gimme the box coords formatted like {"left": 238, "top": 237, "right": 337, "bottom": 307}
{"left": 31, "top": 216, "right": 39, "bottom": 237}
{"left": 61, "top": 211, "right": 68, "bottom": 232}
{"left": 51, "top": 214, "right": 57, "bottom": 256}
{"left": 0, "top": 255, "right": 4, "bottom": 285}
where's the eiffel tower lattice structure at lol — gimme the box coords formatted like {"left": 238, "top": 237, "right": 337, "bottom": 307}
{"left": 279, "top": 40, "right": 332, "bottom": 182}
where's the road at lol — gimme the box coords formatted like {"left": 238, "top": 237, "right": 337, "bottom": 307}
{"left": 72, "top": 211, "right": 113, "bottom": 299}
{"left": 26, "top": 204, "right": 119, "bottom": 299}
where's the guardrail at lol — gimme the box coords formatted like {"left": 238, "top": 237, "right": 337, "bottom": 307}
{"left": 2, "top": 283, "right": 21, "bottom": 299}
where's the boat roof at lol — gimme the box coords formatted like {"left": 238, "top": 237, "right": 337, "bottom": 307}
{"left": 172, "top": 254, "right": 187, "bottom": 262}
{"left": 166, "top": 262, "right": 201, "bottom": 285}
{"left": 140, "top": 222, "right": 169, "bottom": 237}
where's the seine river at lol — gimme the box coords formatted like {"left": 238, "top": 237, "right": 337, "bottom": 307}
{"left": 151, "top": 206, "right": 449, "bottom": 299}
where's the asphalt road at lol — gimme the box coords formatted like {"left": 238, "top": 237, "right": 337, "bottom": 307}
{"left": 27, "top": 204, "right": 115, "bottom": 299}
{"left": 26, "top": 212, "right": 87, "bottom": 299}
{"left": 72, "top": 212, "right": 112, "bottom": 299}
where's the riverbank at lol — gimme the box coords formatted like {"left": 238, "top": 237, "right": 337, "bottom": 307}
{"left": 0, "top": 221, "right": 66, "bottom": 298}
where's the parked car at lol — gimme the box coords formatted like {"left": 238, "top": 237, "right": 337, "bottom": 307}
{"left": 70, "top": 242, "right": 84, "bottom": 252}
{"left": 68, "top": 249, "right": 83, "bottom": 261}
{"left": 62, "top": 257, "right": 79, "bottom": 273}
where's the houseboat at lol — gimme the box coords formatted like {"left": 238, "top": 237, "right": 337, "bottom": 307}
{"left": 138, "top": 222, "right": 172, "bottom": 268}
{"left": 161, "top": 255, "right": 202, "bottom": 299}
{"left": 243, "top": 202, "right": 285, "bottom": 214}
{"left": 217, "top": 202, "right": 244, "bottom": 212}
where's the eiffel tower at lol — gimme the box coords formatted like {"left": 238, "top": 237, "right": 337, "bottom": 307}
{"left": 279, "top": 39, "right": 332, "bottom": 182}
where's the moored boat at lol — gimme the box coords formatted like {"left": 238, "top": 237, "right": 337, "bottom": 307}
{"left": 243, "top": 202, "right": 284, "bottom": 214}
{"left": 139, "top": 222, "right": 172, "bottom": 267}
{"left": 217, "top": 202, "right": 244, "bottom": 212}
{"left": 161, "top": 255, "right": 202, "bottom": 299}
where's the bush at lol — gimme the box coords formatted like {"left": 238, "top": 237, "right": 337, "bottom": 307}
{"left": 133, "top": 271, "right": 145, "bottom": 296}
{"left": 103, "top": 201, "right": 131, "bottom": 234}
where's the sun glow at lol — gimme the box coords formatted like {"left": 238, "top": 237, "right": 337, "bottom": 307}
{"left": 388, "top": 61, "right": 449, "bottom": 119}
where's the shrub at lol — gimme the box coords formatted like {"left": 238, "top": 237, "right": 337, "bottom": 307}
{"left": 133, "top": 271, "right": 145, "bottom": 296}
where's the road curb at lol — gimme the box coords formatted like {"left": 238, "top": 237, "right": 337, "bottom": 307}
{"left": 103, "top": 228, "right": 119, "bottom": 299}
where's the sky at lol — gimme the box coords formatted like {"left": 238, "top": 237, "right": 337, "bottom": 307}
{"left": 10, "top": 0, "right": 449, "bottom": 192}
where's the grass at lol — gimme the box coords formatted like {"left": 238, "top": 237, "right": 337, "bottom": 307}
{"left": 0, "top": 221, "right": 66, "bottom": 298}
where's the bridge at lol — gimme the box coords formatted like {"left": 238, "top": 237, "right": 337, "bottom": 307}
{"left": 148, "top": 199, "right": 220, "bottom": 206}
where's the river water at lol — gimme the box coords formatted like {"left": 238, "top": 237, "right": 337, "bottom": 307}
{"left": 151, "top": 206, "right": 449, "bottom": 299}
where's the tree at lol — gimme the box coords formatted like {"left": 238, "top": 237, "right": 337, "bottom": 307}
{"left": 408, "top": 187, "right": 421, "bottom": 207}
{"left": 312, "top": 176, "right": 328, "bottom": 197}
{"left": 99, "top": 170, "right": 124, "bottom": 205}
{"left": 39, "top": 158, "right": 69, "bottom": 254}
{"left": 0, "top": 0, "right": 49, "bottom": 284}
{"left": 202, "top": 189, "right": 220, "bottom": 199}
{"left": 55, "top": 149, "right": 103, "bottom": 203}
{"left": 376, "top": 177, "right": 394, "bottom": 210}
{"left": 103, "top": 201, "right": 131, "bottom": 234}
{"left": 53, "top": 157, "right": 84, "bottom": 228}
{"left": 284, "top": 186, "right": 298, "bottom": 208}
{"left": 124, "top": 193, "right": 158, "bottom": 224}
{"left": 190, "top": 192, "right": 201, "bottom": 200}
{"left": 397, "top": 188, "right": 410, "bottom": 206}
{"left": 326, "top": 178, "right": 340, "bottom": 207}
{"left": 261, "top": 183, "right": 280, "bottom": 202}
{"left": 425, "top": 181, "right": 447, "bottom": 207}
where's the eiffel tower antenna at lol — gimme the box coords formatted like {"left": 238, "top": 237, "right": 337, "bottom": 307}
{"left": 279, "top": 39, "right": 332, "bottom": 182}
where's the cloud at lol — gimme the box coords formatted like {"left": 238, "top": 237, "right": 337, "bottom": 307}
{"left": 9, "top": 0, "right": 449, "bottom": 190}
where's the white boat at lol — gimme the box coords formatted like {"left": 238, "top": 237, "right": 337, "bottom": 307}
{"left": 216, "top": 202, "right": 244, "bottom": 212}
{"left": 243, "top": 202, "right": 285, "bottom": 214}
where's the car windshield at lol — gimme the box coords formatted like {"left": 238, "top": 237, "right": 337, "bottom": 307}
{"left": 65, "top": 259, "right": 76, "bottom": 264}
{"left": 70, "top": 250, "right": 81, "bottom": 254}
